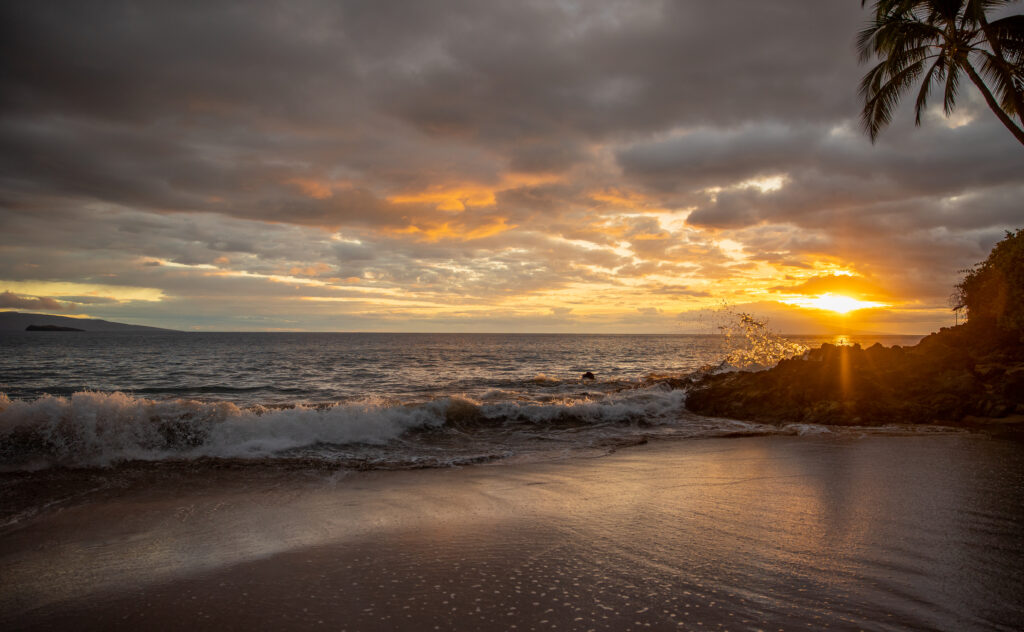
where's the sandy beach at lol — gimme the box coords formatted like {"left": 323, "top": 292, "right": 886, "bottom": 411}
{"left": 2, "top": 434, "right": 1023, "bottom": 631}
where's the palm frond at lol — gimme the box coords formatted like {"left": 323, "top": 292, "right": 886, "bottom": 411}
{"left": 861, "top": 57, "right": 928, "bottom": 140}
{"left": 858, "top": 14, "right": 945, "bottom": 62}
{"left": 987, "top": 15, "right": 1024, "bottom": 57}
{"left": 915, "top": 56, "right": 949, "bottom": 124}
{"left": 958, "top": 0, "right": 1017, "bottom": 29}
{"left": 977, "top": 50, "right": 1024, "bottom": 115}
{"left": 857, "top": 0, "right": 1024, "bottom": 145}
{"left": 932, "top": 0, "right": 966, "bottom": 24}
{"left": 944, "top": 58, "right": 963, "bottom": 114}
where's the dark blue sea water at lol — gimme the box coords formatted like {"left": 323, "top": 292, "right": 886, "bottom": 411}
{"left": 0, "top": 331, "right": 924, "bottom": 470}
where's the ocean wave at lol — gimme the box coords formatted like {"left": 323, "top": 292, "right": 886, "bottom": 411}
{"left": 0, "top": 387, "right": 691, "bottom": 470}
{"left": 780, "top": 423, "right": 834, "bottom": 436}
{"left": 132, "top": 384, "right": 310, "bottom": 395}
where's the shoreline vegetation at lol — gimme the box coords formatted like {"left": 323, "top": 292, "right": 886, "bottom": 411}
{"left": 685, "top": 229, "right": 1024, "bottom": 430}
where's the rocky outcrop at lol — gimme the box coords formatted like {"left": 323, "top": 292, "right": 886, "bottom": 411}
{"left": 685, "top": 323, "right": 1024, "bottom": 426}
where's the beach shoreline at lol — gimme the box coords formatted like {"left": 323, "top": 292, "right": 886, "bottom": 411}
{"left": 3, "top": 433, "right": 1023, "bottom": 630}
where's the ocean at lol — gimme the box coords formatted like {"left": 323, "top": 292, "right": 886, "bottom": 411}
{"left": 0, "top": 330, "right": 924, "bottom": 471}
{"left": 3, "top": 330, "right": 1024, "bottom": 630}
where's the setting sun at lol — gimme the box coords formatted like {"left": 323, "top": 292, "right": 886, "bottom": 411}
{"left": 782, "top": 293, "right": 888, "bottom": 314}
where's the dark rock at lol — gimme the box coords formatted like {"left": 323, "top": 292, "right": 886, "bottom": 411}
{"left": 581, "top": 371, "right": 595, "bottom": 380}
{"left": 1001, "top": 367, "right": 1024, "bottom": 402}
{"left": 685, "top": 322, "right": 1024, "bottom": 426}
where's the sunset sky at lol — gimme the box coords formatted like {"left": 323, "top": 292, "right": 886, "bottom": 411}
{"left": 1, "top": 1, "right": 1022, "bottom": 333}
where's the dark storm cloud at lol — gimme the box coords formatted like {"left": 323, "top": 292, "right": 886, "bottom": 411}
{"left": 0, "top": 0, "right": 865, "bottom": 221}
{"left": 372, "top": 1, "right": 864, "bottom": 138}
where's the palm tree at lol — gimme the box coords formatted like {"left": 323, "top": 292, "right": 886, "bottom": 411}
{"left": 858, "top": 0, "right": 1024, "bottom": 146}
{"left": 965, "top": 0, "right": 1024, "bottom": 118}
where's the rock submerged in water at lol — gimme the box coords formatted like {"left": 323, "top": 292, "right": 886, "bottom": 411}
{"left": 685, "top": 323, "right": 1024, "bottom": 426}
{"left": 581, "top": 371, "right": 595, "bottom": 380}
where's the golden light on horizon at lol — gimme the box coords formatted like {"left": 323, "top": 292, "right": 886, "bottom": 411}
{"left": 782, "top": 293, "right": 888, "bottom": 314}
{"left": 0, "top": 280, "right": 166, "bottom": 303}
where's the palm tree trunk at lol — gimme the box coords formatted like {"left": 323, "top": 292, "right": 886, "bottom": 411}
{"left": 964, "top": 64, "right": 1024, "bottom": 147}
{"left": 978, "top": 14, "right": 1024, "bottom": 126}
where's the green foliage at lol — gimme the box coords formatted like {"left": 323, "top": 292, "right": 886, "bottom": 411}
{"left": 954, "top": 229, "right": 1024, "bottom": 333}
{"left": 858, "top": 0, "right": 1024, "bottom": 146}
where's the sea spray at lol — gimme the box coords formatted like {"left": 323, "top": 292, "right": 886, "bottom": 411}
{"left": 713, "top": 309, "right": 808, "bottom": 371}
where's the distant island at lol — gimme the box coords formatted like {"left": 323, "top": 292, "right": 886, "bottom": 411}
{"left": 0, "top": 312, "right": 176, "bottom": 333}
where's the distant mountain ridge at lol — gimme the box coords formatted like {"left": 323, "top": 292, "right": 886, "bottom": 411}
{"left": 0, "top": 312, "right": 177, "bottom": 332}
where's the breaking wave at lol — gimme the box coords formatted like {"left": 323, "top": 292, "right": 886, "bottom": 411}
{"left": 0, "top": 386, "right": 692, "bottom": 470}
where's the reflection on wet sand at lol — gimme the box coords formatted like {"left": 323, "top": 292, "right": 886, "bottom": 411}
{"left": 2, "top": 435, "right": 1022, "bottom": 630}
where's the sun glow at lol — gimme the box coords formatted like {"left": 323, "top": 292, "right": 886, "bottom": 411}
{"left": 782, "top": 293, "right": 888, "bottom": 314}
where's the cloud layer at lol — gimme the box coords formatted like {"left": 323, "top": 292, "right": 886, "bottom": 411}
{"left": 1, "top": 0, "right": 1021, "bottom": 333}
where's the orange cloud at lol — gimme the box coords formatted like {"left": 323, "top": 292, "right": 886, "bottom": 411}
{"left": 388, "top": 186, "right": 495, "bottom": 211}
{"left": 392, "top": 218, "right": 517, "bottom": 242}
{"left": 589, "top": 187, "right": 666, "bottom": 211}
{"left": 771, "top": 272, "right": 890, "bottom": 301}
{"left": 289, "top": 263, "right": 335, "bottom": 277}
{"left": 287, "top": 178, "right": 337, "bottom": 200}
{"left": 387, "top": 173, "right": 562, "bottom": 211}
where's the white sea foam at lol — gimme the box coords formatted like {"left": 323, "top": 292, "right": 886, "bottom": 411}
{"left": 479, "top": 387, "right": 688, "bottom": 425}
{"left": 781, "top": 423, "right": 834, "bottom": 436}
{"left": 0, "top": 391, "right": 454, "bottom": 468}
{"left": 0, "top": 387, "right": 694, "bottom": 469}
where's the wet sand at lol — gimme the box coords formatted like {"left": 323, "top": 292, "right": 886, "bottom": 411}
{"left": 2, "top": 435, "right": 1023, "bottom": 630}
